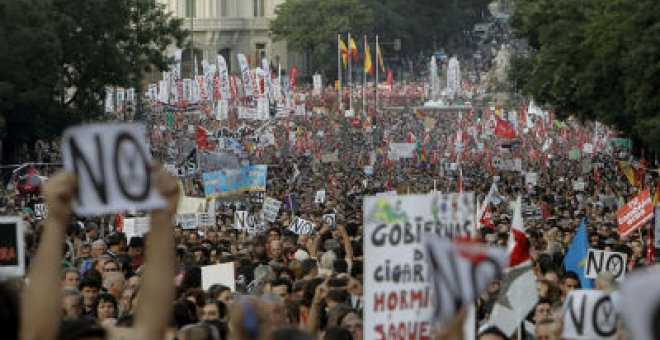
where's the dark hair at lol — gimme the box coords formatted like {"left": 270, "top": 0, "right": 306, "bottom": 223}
{"left": 332, "top": 259, "right": 348, "bottom": 275}
{"left": 272, "top": 327, "right": 316, "bottom": 340}
{"left": 478, "top": 326, "right": 508, "bottom": 339}
{"left": 270, "top": 279, "right": 292, "bottom": 294}
{"left": 93, "top": 293, "right": 118, "bottom": 319}
{"left": 58, "top": 319, "right": 106, "bottom": 340}
{"left": 181, "top": 266, "right": 202, "bottom": 291}
{"left": 206, "top": 298, "right": 228, "bottom": 320}
{"left": 561, "top": 271, "right": 581, "bottom": 288}
{"left": 324, "top": 326, "right": 352, "bottom": 340}
{"left": 0, "top": 281, "right": 19, "bottom": 340}
{"left": 79, "top": 276, "right": 101, "bottom": 291}
{"left": 173, "top": 299, "right": 198, "bottom": 329}
{"left": 300, "top": 259, "right": 318, "bottom": 276}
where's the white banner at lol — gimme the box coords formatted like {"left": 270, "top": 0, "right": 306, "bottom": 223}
{"left": 562, "top": 290, "right": 617, "bottom": 340}
{"left": 287, "top": 216, "right": 315, "bottom": 235}
{"left": 585, "top": 249, "right": 627, "bottom": 281}
{"left": 261, "top": 197, "right": 281, "bottom": 223}
{"left": 388, "top": 143, "right": 416, "bottom": 159}
{"left": 217, "top": 55, "right": 231, "bottom": 100}
{"left": 236, "top": 54, "right": 254, "bottom": 98}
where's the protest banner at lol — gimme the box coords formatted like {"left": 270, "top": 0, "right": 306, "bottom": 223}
{"left": 287, "top": 216, "right": 315, "bottom": 235}
{"left": 178, "top": 195, "right": 206, "bottom": 214}
{"left": 196, "top": 212, "right": 215, "bottom": 227}
{"left": 562, "top": 290, "right": 617, "bottom": 339}
{"left": 585, "top": 249, "right": 627, "bottom": 281}
{"left": 489, "top": 263, "right": 539, "bottom": 337}
{"left": 573, "top": 180, "right": 586, "bottom": 192}
{"left": 312, "top": 74, "right": 322, "bottom": 95}
{"left": 0, "top": 216, "right": 25, "bottom": 277}
{"left": 582, "top": 143, "right": 594, "bottom": 154}
{"left": 424, "top": 236, "right": 507, "bottom": 326}
{"left": 363, "top": 192, "right": 476, "bottom": 340}
{"left": 176, "top": 213, "right": 197, "bottom": 229}
{"left": 236, "top": 54, "right": 254, "bottom": 97}
{"left": 201, "top": 262, "right": 235, "bottom": 291}
{"left": 619, "top": 269, "right": 660, "bottom": 340}
{"left": 616, "top": 189, "right": 653, "bottom": 237}
{"left": 388, "top": 143, "right": 416, "bottom": 159}
{"left": 61, "top": 123, "right": 165, "bottom": 215}
{"left": 216, "top": 99, "right": 229, "bottom": 120}
{"left": 261, "top": 197, "right": 281, "bottom": 223}
{"left": 234, "top": 211, "right": 253, "bottom": 230}
{"left": 123, "top": 217, "right": 151, "bottom": 243}
{"left": 364, "top": 165, "right": 374, "bottom": 175}
{"left": 314, "top": 190, "right": 326, "bottom": 204}
{"left": 203, "top": 165, "right": 268, "bottom": 198}
{"left": 322, "top": 214, "right": 336, "bottom": 228}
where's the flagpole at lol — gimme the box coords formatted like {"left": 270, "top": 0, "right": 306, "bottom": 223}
{"left": 363, "top": 34, "right": 367, "bottom": 117}
{"left": 348, "top": 33, "right": 353, "bottom": 113}
{"left": 375, "top": 34, "right": 379, "bottom": 111}
{"left": 337, "top": 34, "right": 342, "bottom": 110}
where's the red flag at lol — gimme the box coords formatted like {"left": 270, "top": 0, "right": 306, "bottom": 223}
{"left": 495, "top": 116, "right": 518, "bottom": 139}
{"left": 196, "top": 127, "right": 213, "bottom": 151}
{"left": 385, "top": 69, "right": 393, "bottom": 86}
{"left": 406, "top": 132, "right": 416, "bottom": 143}
{"left": 290, "top": 66, "right": 299, "bottom": 87}
{"left": 594, "top": 166, "right": 601, "bottom": 183}
{"left": 479, "top": 205, "right": 495, "bottom": 229}
{"left": 509, "top": 196, "right": 531, "bottom": 267}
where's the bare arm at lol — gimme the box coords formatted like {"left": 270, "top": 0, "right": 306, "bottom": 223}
{"left": 337, "top": 225, "right": 354, "bottom": 261}
{"left": 21, "top": 171, "right": 76, "bottom": 340}
{"left": 134, "top": 166, "right": 179, "bottom": 340}
{"left": 304, "top": 282, "right": 327, "bottom": 334}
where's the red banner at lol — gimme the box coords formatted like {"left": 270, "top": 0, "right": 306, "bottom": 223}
{"left": 616, "top": 189, "right": 654, "bottom": 237}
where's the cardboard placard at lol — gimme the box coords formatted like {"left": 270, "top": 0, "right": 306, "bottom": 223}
{"left": 314, "top": 190, "right": 326, "bottom": 204}
{"left": 201, "top": 262, "right": 236, "bottom": 291}
{"left": 176, "top": 213, "right": 197, "bottom": 229}
{"left": 287, "top": 216, "right": 315, "bottom": 235}
{"left": 585, "top": 249, "right": 627, "bottom": 281}
{"left": 0, "top": 216, "right": 25, "bottom": 277}
{"left": 234, "top": 211, "right": 254, "bottom": 230}
{"left": 123, "top": 217, "right": 151, "bottom": 243}
{"left": 322, "top": 213, "right": 336, "bottom": 228}
{"left": 562, "top": 290, "right": 617, "bottom": 339}
{"left": 61, "top": 123, "right": 165, "bottom": 215}
{"left": 261, "top": 197, "right": 281, "bottom": 223}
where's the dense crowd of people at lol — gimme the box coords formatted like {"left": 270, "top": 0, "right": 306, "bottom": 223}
{"left": 0, "top": 70, "right": 658, "bottom": 340}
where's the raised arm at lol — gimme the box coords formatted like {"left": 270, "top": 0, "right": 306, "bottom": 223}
{"left": 133, "top": 166, "right": 179, "bottom": 340}
{"left": 21, "top": 171, "right": 77, "bottom": 340}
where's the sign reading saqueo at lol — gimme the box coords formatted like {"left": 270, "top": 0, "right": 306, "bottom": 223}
{"left": 585, "top": 249, "right": 627, "bottom": 281}
{"left": 616, "top": 189, "right": 653, "bottom": 237}
{"left": 0, "top": 216, "right": 25, "bottom": 277}
{"left": 363, "top": 192, "right": 475, "bottom": 340}
{"left": 62, "top": 123, "right": 165, "bottom": 215}
{"left": 562, "top": 290, "right": 617, "bottom": 340}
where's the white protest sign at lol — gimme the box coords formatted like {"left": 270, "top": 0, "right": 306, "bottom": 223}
{"left": 287, "top": 216, "right": 315, "bottom": 235}
{"left": 201, "top": 262, "right": 236, "bottom": 291}
{"left": 619, "top": 269, "right": 660, "bottom": 340}
{"left": 61, "top": 123, "right": 165, "bottom": 215}
{"left": 34, "top": 203, "right": 48, "bottom": 218}
{"left": 234, "top": 210, "right": 254, "bottom": 230}
{"left": 314, "top": 190, "right": 326, "bottom": 204}
{"left": 322, "top": 214, "right": 336, "bottom": 228}
{"left": 524, "top": 172, "right": 538, "bottom": 186}
{"left": 489, "top": 263, "right": 539, "bottom": 337}
{"left": 573, "top": 180, "right": 586, "bottom": 191}
{"left": 313, "top": 74, "right": 322, "bottom": 95}
{"left": 585, "top": 249, "right": 627, "bottom": 281}
{"left": 176, "top": 213, "right": 197, "bottom": 229}
{"left": 424, "top": 235, "right": 507, "bottom": 326}
{"left": 583, "top": 143, "right": 594, "bottom": 154}
{"left": 216, "top": 99, "right": 229, "bottom": 120}
{"left": 0, "top": 216, "right": 25, "bottom": 277}
{"left": 261, "top": 197, "right": 281, "bottom": 223}
{"left": 196, "top": 212, "right": 215, "bottom": 227}
{"left": 363, "top": 192, "right": 476, "bottom": 340}
{"left": 364, "top": 165, "right": 374, "bottom": 175}
{"left": 123, "top": 217, "right": 150, "bottom": 243}
{"left": 562, "top": 290, "right": 617, "bottom": 340}
{"left": 388, "top": 143, "right": 416, "bottom": 159}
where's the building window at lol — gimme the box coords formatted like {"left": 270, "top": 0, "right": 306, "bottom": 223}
{"left": 256, "top": 43, "right": 266, "bottom": 62}
{"left": 185, "top": 0, "right": 196, "bottom": 18}
{"left": 253, "top": 0, "right": 264, "bottom": 17}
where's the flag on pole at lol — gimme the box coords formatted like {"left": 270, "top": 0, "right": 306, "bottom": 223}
{"left": 653, "top": 179, "right": 660, "bottom": 207}
{"left": 376, "top": 42, "right": 386, "bottom": 73}
{"left": 339, "top": 38, "right": 349, "bottom": 68}
{"left": 479, "top": 204, "right": 495, "bottom": 229}
{"left": 364, "top": 38, "right": 374, "bottom": 75}
{"left": 349, "top": 36, "right": 359, "bottom": 63}
{"left": 508, "top": 196, "right": 530, "bottom": 267}
{"left": 495, "top": 116, "right": 518, "bottom": 139}
{"left": 564, "top": 218, "right": 594, "bottom": 288}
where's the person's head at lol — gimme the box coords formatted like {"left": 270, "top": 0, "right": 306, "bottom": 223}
{"left": 270, "top": 279, "right": 292, "bottom": 300}
{"left": 201, "top": 299, "right": 227, "bottom": 322}
{"left": 324, "top": 326, "right": 352, "bottom": 340}
{"left": 79, "top": 243, "right": 92, "bottom": 258}
{"left": 86, "top": 224, "right": 99, "bottom": 240}
{"left": 94, "top": 293, "right": 118, "bottom": 321}
{"left": 103, "top": 271, "right": 126, "bottom": 299}
{"left": 62, "top": 268, "right": 81, "bottom": 290}
{"left": 58, "top": 319, "right": 106, "bottom": 340}
{"left": 119, "top": 288, "right": 135, "bottom": 316}
{"left": 102, "top": 259, "right": 121, "bottom": 277}
{"left": 533, "top": 298, "right": 553, "bottom": 323}
{"left": 91, "top": 240, "right": 106, "bottom": 258}
{"left": 477, "top": 326, "right": 507, "bottom": 340}
{"left": 340, "top": 311, "right": 363, "bottom": 340}
{"left": 62, "top": 289, "right": 83, "bottom": 320}
{"left": 79, "top": 276, "right": 101, "bottom": 309}
{"left": 561, "top": 271, "right": 581, "bottom": 297}
{"left": 176, "top": 322, "right": 221, "bottom": 340}
{"left": 544, "top": 269, "right": 560, "bottom": 284}
{"left": 300, "top": 259, "right": 318, "bottom": 278}
{"left": 215, "top": 286, "right": 234, "bottom": 307}
{"left": 595, "top": 271, "right": 617, "bottom": 292}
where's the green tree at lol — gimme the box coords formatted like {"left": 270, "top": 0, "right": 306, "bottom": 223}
{"left": 270, "top": 0, "right": 374, "bottom": 78}
{"left": 511, "top": 0, "right": 660, "bottom": 150}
